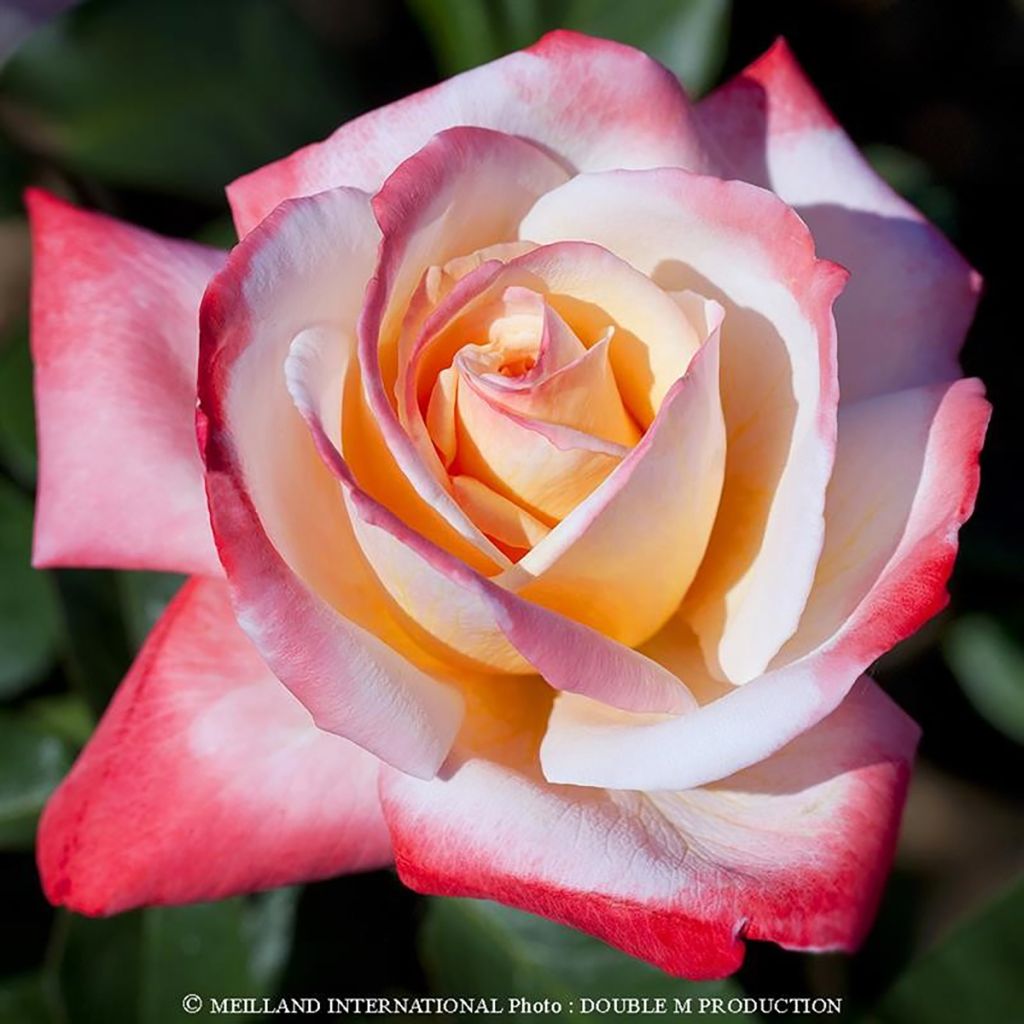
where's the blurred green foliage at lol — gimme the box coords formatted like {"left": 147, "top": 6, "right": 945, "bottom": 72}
{"left": 943, "top": 615, "right": 1024, "bottom": 745}
{"left": 408, "top": 0, "right": 730, "bottom": 94}
{"left": 1, "top": 0, "right": 355, "bottom": 201}
{"left": 868, "top": 876, "right": 1024, "bottom": 1024}
{"left": 0, "top": 0, "right": 1020, "bottom": 1021}
{"left": 421, "top": 899, "right": 757, "bottom": 1021}
{"left": 0, "top": 479, "right": 60, "bottom": 700}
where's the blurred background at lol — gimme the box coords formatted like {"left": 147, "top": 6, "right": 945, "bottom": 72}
{"left": 0, "top": 1, "right": 1021, "bottom": 1021}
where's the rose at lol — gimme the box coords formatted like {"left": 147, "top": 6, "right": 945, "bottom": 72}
{"left": 30, "top": 33, "right": 988, "bottom": 978}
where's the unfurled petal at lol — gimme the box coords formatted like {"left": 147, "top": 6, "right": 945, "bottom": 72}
{"left": 199, "top": 188, "right": 463, "bottom": 779}
{"left": 541, "top": 378, "right": 989, "bottom": 791}
{"left": 38, "top": 578, "right": 391, "bottom": 915}
{"left": 27, "top": 189, "right": 223, "bottom": 575}
{"left": 521, "top": 169, "right": 844, "bottom": 684}
{"left": 228, "top": 31, "right": 710, "bottom": 235}
{"left": 381, "top": 677, "right": 918, "bottom": 979}
{"left": 697, "top": 39, "right": 980, "bottom": 403}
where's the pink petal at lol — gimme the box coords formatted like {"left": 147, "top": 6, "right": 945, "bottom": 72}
{"left": 541, "top": 378, "right": 989, "bottom": 791}
{"left": 228, "top": 31, "right": 708, "bottom": 236}
{"left": 697, "top": 39, "right": 980, "bottom": 403}
{"left": 520, "top": 169, "right": 845, "bottom": 684}
{"left": 38, "top": 577, "right": 391, "bottom": 915}
{"left": 27, "top": 189, "right": 223, "bottom": 575}
{"left": 381, "top": 677, "right": 918, "bottom": 979}
{"left": 199, "top": 188, "right": 463, "bottom": 779}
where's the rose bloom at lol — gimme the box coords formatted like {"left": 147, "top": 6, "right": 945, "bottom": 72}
{"left": 29, "top": 33, "right": 988, "bottom": 978}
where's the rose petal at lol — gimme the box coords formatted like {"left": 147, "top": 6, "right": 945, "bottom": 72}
{"left": 463, "top": 326, "right": 640, "bottom": 448}
{"left": 228, "top": 31, "right": 709, "bottom": 235}
{"left": 451, "top": 475, "right": 552, "bottom": 552}
{"left": 697, "top": 39, "right": 980, "bottom": 403}
{"left": 501, "top": 330, "right": 725, "bottom": 648}
{"left": 520, "top": 168, "right": 845, "bottom": 684}
{"left": 381, "top": 676, "right": 918, "bottom": 979}
{"left": 454, "top": 372, "right": 627, "bottom": 523}
{"left": 358, "top": 127, "right": 573, "bottom": 572}
{"left": 199, "top": 188, "right": 463, "bottom": 779}
{"left": 541, "top": 378, "right": 989, "bottom": 791}
{"left": 287, "top": 324, "right": 692, "bottom": 714}
{"left": 26, "top": 189, "right": 223, "bottom": 575}
{"left": 38, "top": 577, "right": 390, "bottom": 915}
{"left": 405, "top": 240, "right": 704, "bottom": 432}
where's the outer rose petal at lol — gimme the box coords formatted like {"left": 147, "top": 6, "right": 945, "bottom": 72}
{"left": 199, "top": 188, "right": 463, "bottom": 779}
{"left": 520, "top": 169, "right": 844, "bottom": 684}
{"left": 698, "top": 39, "right": 980, "bottom": 402}
{"left": 541, "top": 378, "right": 989, "bottom": 791}
{"left": 228, "top": 31, "right": 709, "bottom": 236}
{"left": 38, "top": 577, "right": 390, "bottom": 915}
{"left": 27, "top": 189, "right": 222, "bottom": 575}
{"left": 381, "top": 677, "right": 918, "bottom": 979}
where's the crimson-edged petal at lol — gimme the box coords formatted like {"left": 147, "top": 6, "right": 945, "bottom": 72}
{"left": 381, "top": 677, "right": 918, "bottom": 979}
{"left": 541, "top": 378, "right": 989, "bottom": 791}
{"left": 228, "top": 31, "right": 710, "bottom": 236}
{"left": 38, "top": 577, "right": 390, "bottom": 915}
{"left": 27, "top": 189, "right": 223, "bottom": 575}
{"left": 199, "top": 187, "right": 463, "bottom": 779}
{"left": 519, "top": 168, "right": 845, "bottom": 685}
{"left": 697, "top": 39, "right": 980, "bottom": 403}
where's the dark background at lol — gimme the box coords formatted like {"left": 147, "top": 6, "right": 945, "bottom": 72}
{"left": 0, "top": 1, "right": 1021, "bottom": 1021}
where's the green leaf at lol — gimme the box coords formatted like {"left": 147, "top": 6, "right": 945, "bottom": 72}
{"left": 864, "top": 144, "right": 958, "bottom": 235}
{"left": 56, "top": 569, "right": 133, "bottom": 717}
{"left": 407, "top": 0, "right": 731, "bottom": 96}
{"left": 194, "top": 214, "right": 238, "bottom": 251}
{"left": 943, "top": 614, "right": 1024, "bottom": 745}
{"left": 243, "top": 887, "right": 302, "bottom": 995}
{"left": 137, "top": 903, "right": 258, "bottom": 1024}
{"left": 22, "top": 694, "right": 95, "bottom": 749}
{"left": 55, "top": 914, "right": 142, "bottom": 1024}
{"left": 0, "top": 478, "right": 62, "bottom": 699}
{"left": 1, "top": 0, "right": 355, "bottom": 201}
{"left": 561, "top": 0, "right": 731, "bottom": 95}
{"left": 407, "top": 0, "right": 506, "bottom": 76}
{"left": 117, "top": 571, "right": 185, "bottom": 649}
{"left": 52, "top": 893, "right": 299, "bottom": 1024}
{"left": 867, "top": 875, "right": 1024, "bottom": 1024}
{"left": 0, "top": 710, "right": 74, "bottom": 848}
{"left": 0, "top": 316, "right": 37, "bottom": 486}
{"left": 0, "top": 134, "right": 29, "bottom": 217}
{"left": 421, "top": 898, "right": 759, "bottom": 1022}
{"left": 0, "top": 974, "right": 56, "bottom": 1024}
